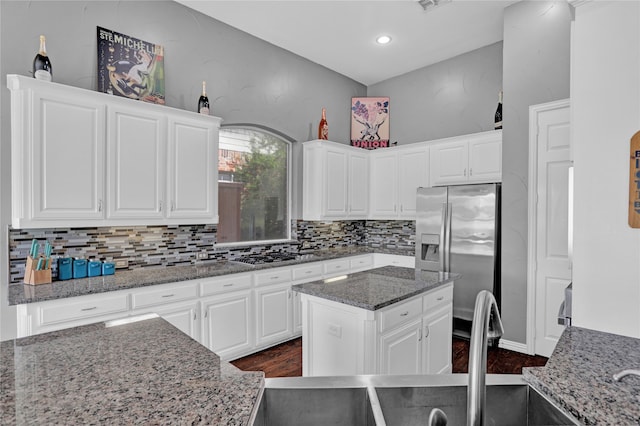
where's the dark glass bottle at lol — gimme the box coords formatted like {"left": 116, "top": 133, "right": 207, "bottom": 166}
{"left": 318, "top": 108, "right": 328, "bottom": 140}
{"left": 494, "top": 91, "right": 503, "bottom": 130}
{"left": 33, "top": 35, "right": 52, "bottom": 81}
{"left": 198, "top": 81, "right": 210, "bottom": 115}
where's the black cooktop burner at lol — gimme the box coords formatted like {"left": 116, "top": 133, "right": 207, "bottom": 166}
{"left": 231, "top": 253, "right": 298, "bottom": 265}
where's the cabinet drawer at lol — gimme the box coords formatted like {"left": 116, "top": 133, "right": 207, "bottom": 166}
{"left": 323, "top": 259, "right": 350, "bottom": 276}
{"left": 131, "top": 282, "right": 199, "bottom": 310}
{"left": 349, "top": 255, "right": 374, "bottom": 271}
{"left": 200, "top": 273, "right": 253, "bottom": 296}
{"left": 379, "top": 297, "right": 423, "bottom": 333}
{"left": 423, "top": 285, "right": 453, "bottom": 312}
{"left": 254, "top": 267, "right": 292, "bottom": 286}
{"left": 292, "top": 263, "right": 323, "bottom": 282}
{"left": 39, "top": 294, "right": 129, "bottom": 326}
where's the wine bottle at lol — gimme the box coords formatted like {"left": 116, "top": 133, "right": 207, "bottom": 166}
{"left": 198, "top": 81, "right": 210, "bottom": 115}
{"left": 318, "top": 108, "right": 328, "bottom": 140}
{"left": 33, "top": 35, "right": 52, "bottom": 82}
{"left": 494, "top": 90, "right": 503, "bottom": 130}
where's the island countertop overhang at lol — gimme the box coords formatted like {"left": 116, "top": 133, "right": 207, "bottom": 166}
{"left": 291, "top": 266, "right": 459, "bottom": 311}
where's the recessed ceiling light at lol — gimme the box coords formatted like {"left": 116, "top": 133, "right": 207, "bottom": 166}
{"left": 376, "top": 35, "right": 392, "bottom": 45}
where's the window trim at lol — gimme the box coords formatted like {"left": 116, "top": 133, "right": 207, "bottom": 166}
{"left": 215, "top": 124, "right": 293, "bottom": 248}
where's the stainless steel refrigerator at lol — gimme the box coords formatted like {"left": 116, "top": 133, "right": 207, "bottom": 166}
{"left": 415, "top": 184, "right": 501, "bottom": 337}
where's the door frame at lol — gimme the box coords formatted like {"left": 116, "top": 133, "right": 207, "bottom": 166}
{"left": 526, "top": 98, "right": 571, "bottom": 356}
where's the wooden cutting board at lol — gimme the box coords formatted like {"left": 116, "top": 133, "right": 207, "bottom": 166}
{"left": 629, "top": 131, "right": 640, "bottom": 227}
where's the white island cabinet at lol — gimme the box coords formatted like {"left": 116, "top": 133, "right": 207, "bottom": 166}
{"left": 296, "top": 268, "right": 454, "bottom": 377}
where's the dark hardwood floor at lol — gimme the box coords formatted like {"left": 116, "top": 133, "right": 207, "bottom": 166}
{"left": 231, "top": 337, "right": 548, "bottom": 378}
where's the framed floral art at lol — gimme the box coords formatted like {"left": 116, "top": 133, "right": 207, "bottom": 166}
{"left": 350, "top": 97, "right": 390, "bottom": 149}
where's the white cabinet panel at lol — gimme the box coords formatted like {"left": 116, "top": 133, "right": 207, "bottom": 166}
{"left": 200, "top": 273, "right": 252, "bottom": 297}
{"left": 422, "top": 304, "right": 453, "bottom": 374}
{"left": 152, "top": 300, "right": 200, "bottom": 341}
{"left": 107, "top": 105, "right": 165, "bottom": 219}
{"left": 468, "top": 134, "right": 502, "bottom": 183}
{"left": 430, "top": 140, "right": 469, "bottom": 186}
{"left": 398, "top": 147, "right": 429, "bottom": 217}
{"left": 167, "top": 117, "right": 218, "bottom": 222}
{"left": 202, "top": 290, "right": 253, "bottom": 360}
{"left": 255, "top": 284, "right": 293, "bottom": 347}
{"left": 348, "top": 150, "right": 369, "bottom": 217}
{"left": 369, "top": 150, "right": 398, "bottom": 217}
{"left": 130, "top": 281, "right": 199, "bottom": 310}
{"left": 379, "top": 319, "right": 422, "bottom": 375}
{"left": 325, "top": 147, "right": 349, "bottom": 217}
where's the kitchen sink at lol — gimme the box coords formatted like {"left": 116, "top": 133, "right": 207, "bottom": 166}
{"left": 250, "top": 374, "right": 579, "bottom": 426}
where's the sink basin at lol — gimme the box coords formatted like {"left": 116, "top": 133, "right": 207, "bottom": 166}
{"left": 250, "top": 375, "right": 579, "bottom": 426}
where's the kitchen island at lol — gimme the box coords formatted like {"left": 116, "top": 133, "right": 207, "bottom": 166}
{"left": 0, "top": 314, "right": 263, "bottom": 425}
{"left": 293, "top": 266, "right": 457, "bottom": 377}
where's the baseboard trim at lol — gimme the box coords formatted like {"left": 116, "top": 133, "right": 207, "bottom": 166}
{"left": 498, "top": 339, "right": 530, "bottom": 355}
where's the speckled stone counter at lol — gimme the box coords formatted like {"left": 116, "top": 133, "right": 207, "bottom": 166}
{"left": 0, "top": 315, "right": 263, "bottom": 425}
{"left": 8, "top": 246, "right": 413, "bottom": 306}
{"left": 292, "top": 266, "right": 457, "bottom": 310}
{"left": 523, "top": 327, "right": 640, "bottom": 425}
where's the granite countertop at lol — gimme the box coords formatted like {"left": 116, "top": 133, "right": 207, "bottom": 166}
{"left": 9, "top": 246, "right": 414, "bottom": 306}
{"left": 292, "top": 265, "right": 458, "bottom": 311}
{"left": 0, "top": 314, "right": 263, "bottom": 425}
{"left": 524, "top": 326, "right": 640, "bottom": 425}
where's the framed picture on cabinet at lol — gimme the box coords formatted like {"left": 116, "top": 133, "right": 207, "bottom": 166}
{"left": 96, "top": 26, "right": 165, "bottom": 105}
{"left": 350, "top": 97, "right": 390, "bottom": 149}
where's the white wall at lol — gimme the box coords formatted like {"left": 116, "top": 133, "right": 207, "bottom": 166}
{"left": 572, "top": 1, "right": 640, "bottom": 336}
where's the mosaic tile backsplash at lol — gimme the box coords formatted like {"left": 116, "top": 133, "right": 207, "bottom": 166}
{"left": 8, "top": 220, "right": 415, "bottom": 285}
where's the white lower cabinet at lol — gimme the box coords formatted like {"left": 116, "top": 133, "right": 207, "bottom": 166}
{"left": 150, "top": 300, "right": 200, "bottom": 341}
{"left": 254, "top": 283, "right": 293, "bottom": 348}
{"left": 379, "top": 318, "right": 423, "bottom": 375}
{"left": 201, "top": 290, "right": 253, "bottom": 361}
{"left": 422, "top": 304, "right": 453, "bottom": 374}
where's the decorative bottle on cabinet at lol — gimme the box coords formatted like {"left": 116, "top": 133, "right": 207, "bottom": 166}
{"left": 318, "top": 108, "right": 328, "bottom": 140}
{"left": 33, "top": 35, "right": 52, "bottom": 82}
{"left": 494, "top": 90, "right": 503, "bottom": 130}
{"left": 198, "top": 81, "right": 210, "bottom": 115}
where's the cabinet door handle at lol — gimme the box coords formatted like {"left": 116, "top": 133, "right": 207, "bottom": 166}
{"left": 424, "top": 326, "right": 430, "bottom": 339}
{"left": 464, "top": 168, "right": 467, "bottom": 177}
{"left": 81, "top": 306, "right": 97, "bottom": 311}
{"left": 400, "top": 311, "right": 409, "bottom": 317}
{"left": 400, "top": 205, "right": 403, "bottom": 212}
{"left": 159, "top": 200, "right": 163, "bottom": 212}
{"left": 193, "top": 312, "right": 197, "bottom": 320}
{"left": 98, "top": 199, "right": 102, "bottom": 212}
{"left": 161, "top": 294, "right": 175, "bottom": 298}
{"left": 470, "top": 168, "right": 473, "bottom": 176}
{"left": 288, "top": 290, "right": 292, "bottom": 299}
{"left": 171, "top": 201, "right": 175, "bottom": 211}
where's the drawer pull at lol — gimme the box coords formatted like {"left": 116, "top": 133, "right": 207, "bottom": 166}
{"left": 81, "top": 306, "right": 97, "bottom": 311}
{"left": 400, "top": 311, "right": 409, "bottom": 317}
{"left": 437, "top": 296, "right": 444, "bottom": 301}
{"left": 223, "top": 283, "right": 234, "bottom": 287}
{"left": 161, "top": 294, "right": 175, "bottom": 298}
{"left": 305, "top": 271, "right": 312, "bottom": 274}
{"left": 270, "top": 276, "right": 279, "bottom": 280}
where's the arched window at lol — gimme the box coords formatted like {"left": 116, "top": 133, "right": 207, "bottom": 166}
{"left": 217, "top": 126, "right": 291, "bottom": 245}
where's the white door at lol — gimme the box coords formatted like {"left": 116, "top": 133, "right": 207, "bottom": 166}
{"left": 422, "top": 305, "right": 453, "bottom": 374}
{"left": 348, "top": 151, "right": 369, "bottom": 217}
{"left": 429, "top": 140, "right": 468, "bottom": 186}
{"left": 255, "top": 284, "right": 293, "bottom": 347}
{"left": 31, "top": 90, "right": 105, "bottom": 221}
{"left": 167, "top": 116, "right": 217, "bottom": 221}
{"left": 468, "top": 134, "right": 502, "bottom": 183}
{"left": 530, "top": 100, "right": 571, "bottom": 357}
{"left": 153, "top": 301, "right": 200, "bottom": 341}
{"left": 398, "top": 147, "right": 429, "bottom": 217}
{"left": 324, "top": 147, "right": 349, "bottom": 217}
{"left": 107, "top": 106, "right": 165, "bottom": 220}
{"left": 379, "top": 318, "right": 422, "bottom": 375}
{"left": 370, "top": 150, "right": 398, "bottom": 217}
{"left": 201, "top": 290, "right": 252, "bottom": 360}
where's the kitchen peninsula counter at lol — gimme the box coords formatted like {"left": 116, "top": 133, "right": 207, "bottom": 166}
{"left": 524, "top": 326, "right": 640, "bottom": 425}
{"left": 8, "top": 246, "right": 413, "bottom": 306}
{"left": 0, "top": 314, "right": 263, "bottom": 425}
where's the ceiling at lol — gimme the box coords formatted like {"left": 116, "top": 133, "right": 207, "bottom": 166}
{"left": 176, "top": 0, "right": 518, "bottom": 86}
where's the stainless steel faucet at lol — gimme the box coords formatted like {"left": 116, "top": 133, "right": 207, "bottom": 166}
{"left": 467, "top": 290, "right": 504, "bottom": 426}
{"left": 613, "top": 369, "right": 640, "bottom": 381}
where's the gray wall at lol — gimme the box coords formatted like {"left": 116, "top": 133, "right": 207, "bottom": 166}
{"left": 500, "top": 1, "right": 571, "bottom": 344}
{"left": 368, "top": 42, "right": 503, "bottom": 145}
{"left": 0, "top": 0, "right": 365, "bottom": 340}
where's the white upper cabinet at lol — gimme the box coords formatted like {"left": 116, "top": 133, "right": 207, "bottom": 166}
{"left": 7, "top": 74, "right": 221, "bottom": 228}
{"left": 107, "top": 105, "right": 166, "bottom": 220}
{"left": 369, "top": 145, "right": 429, "bottom": 219}
{"left": 429, "top": 130, "right": 502, "bottom": 187}
{"left": 302, "top": 140, "right": 369, "bottom": 220}
{"left": 167, "top": 116, "right": 219, "bottom": 222}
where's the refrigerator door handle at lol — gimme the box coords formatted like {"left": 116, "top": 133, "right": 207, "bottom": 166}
{"left": 440, "top": 203, "right": 448, "bottom": 272}
{"left": 444, "top": 203, "right": 452, "bottom": 272}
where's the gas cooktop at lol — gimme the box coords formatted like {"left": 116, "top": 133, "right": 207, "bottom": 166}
{"left": 230, "top": 253, "right": 298, "bottom": 265}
